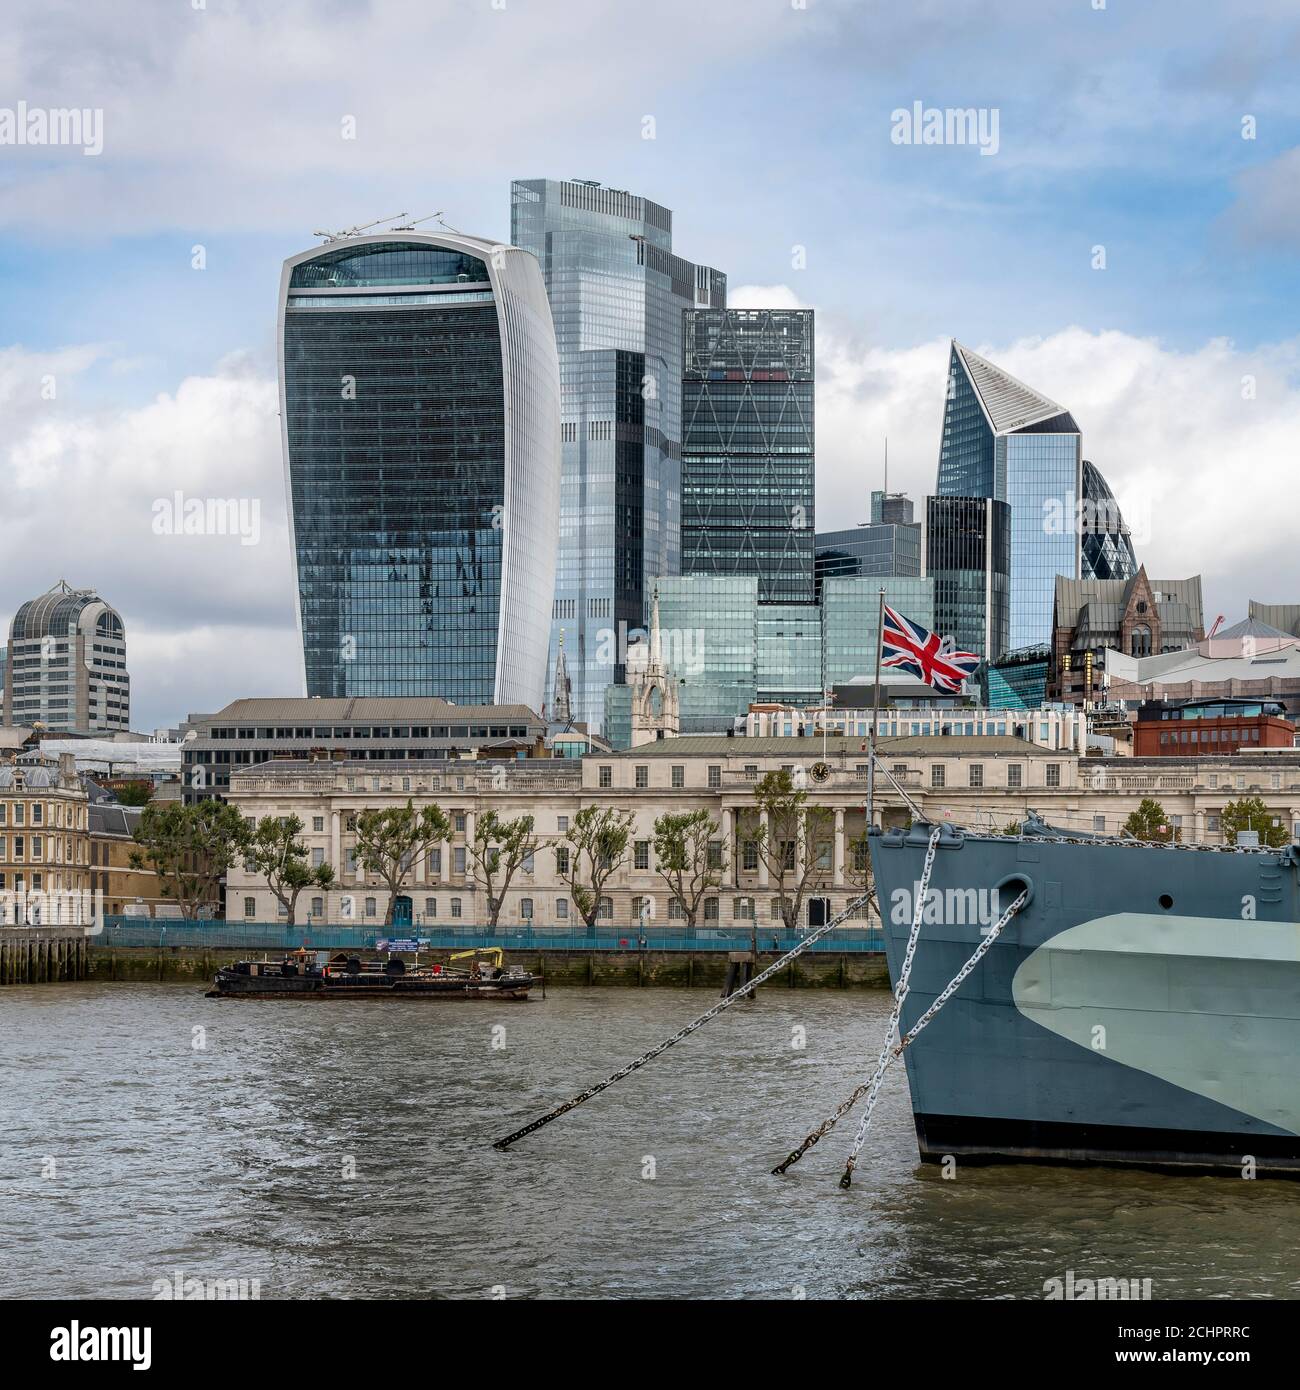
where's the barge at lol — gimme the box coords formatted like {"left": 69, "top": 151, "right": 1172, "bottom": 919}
{"left": 206, "top": 947, "right": 536, "bottom": 1001}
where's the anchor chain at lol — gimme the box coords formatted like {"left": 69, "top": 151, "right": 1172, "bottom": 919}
{"left": 838, "top": 883, "right": 1027, "bottom": 1189}
{"left": 493, "top": 884, "right": 875, "bottom": 1151}
{"left": 773, "top": 826, "right": 942, "bottom": 1175}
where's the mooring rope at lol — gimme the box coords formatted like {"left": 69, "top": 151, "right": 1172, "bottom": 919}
{"left": 492, "top": 888, "right": 874, "bottom": 1151}
{"left": 837, "top": 884, "right": 1027, "bottom": 1189}
{"left": 772, "top": 826, "right": 941, "bottom": 1175}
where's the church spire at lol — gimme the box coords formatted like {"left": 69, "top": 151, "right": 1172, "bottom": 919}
{"left": 551, "top": 628, "right": 572, "bottom": 725}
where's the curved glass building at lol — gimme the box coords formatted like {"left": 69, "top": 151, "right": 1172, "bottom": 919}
{"left": 1080, "top": 459, "right": 1138, "bottom": 581}
{"left": 3, "top": 580, "right": 130, "bottom": 732}
{"left": 277, "top": 230, "right": 561, "bottom": 709}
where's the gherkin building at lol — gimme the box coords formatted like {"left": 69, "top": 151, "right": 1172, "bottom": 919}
{"left": 1080, "top": 459, "right": 1138, "bottom": 581}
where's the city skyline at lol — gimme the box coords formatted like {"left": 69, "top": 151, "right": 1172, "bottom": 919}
{"left": 3, "top": 0, "right": 1300, "bottom": 729}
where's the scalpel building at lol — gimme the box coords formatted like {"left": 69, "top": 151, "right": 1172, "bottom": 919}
{"left": 936, "top": 341, "right": 1082, "bottom": 651}
{"left": 277, "top": 230, "right": 561, "bottom": 709}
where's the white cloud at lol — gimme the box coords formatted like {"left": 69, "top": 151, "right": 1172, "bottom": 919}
{"left": 5, "top": 309, "right": 1297, "bottom": 735}
{"left": 732, "top": 288, "right": 1300, "bottom": 621}
{"left": 0, "top": 345, "right": 299, "bottom": 731}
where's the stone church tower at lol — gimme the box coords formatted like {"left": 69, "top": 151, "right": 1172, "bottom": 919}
{"left": 629, "top": 588, "right": 680, "bottom": 747}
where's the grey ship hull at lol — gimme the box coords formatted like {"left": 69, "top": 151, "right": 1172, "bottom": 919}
{"left": 868, "top": 823, "right": 1300, "bottom": 1176}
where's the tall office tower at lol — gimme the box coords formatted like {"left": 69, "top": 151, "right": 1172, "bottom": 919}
{"left": 3, "top": 580, "right": 130, "bottom": 732}
{"left": 815, "top": 507, "right": 922, "bottom": 597}
{"left": 1080, "top": 459, "right": 1138, "bottom": 581}
{"left": 511, "top": 178, "right": 727, "bottom": 729}
{"left": 278, "top": 229, "right": 561, "bottom": 709}
{"left": 680, "top": 308, "right": 815, "bottom": 604}
{"left": 923, "top": 496, "right": 1011, "bottom": 663}
{"left": 936, "top": 341, "right": 1082, "bottom": 649}
{"left": 870, "top": 490, "right": 915, "bottom": 525}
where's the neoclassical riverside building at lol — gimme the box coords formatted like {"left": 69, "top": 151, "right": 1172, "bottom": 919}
{"left": 224, "top": 736, "right": 1300, "bottom": 929}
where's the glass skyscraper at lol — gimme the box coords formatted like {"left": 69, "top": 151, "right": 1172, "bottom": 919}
{"left": 1080, "top": 459, "right": 1138, "bottom": 581}
{"left": 923, "top": 495, "right": 1010, "bottom": 663}
{"left": 936, "top": 341, "right": 1081, "bottom": 650}
{"left": 619, "top": 574, "right": 936, "bottom": 738}
{"left": 815, "top": 513, "right": 922, "bottom": 598}
{"left": 278, "top": 230, "right": 560, "bottom": 708}
{"left": 681, "top": 308, "right": 814, "bottom": 604}
{"left": 511, "top": 178, "right": 726, "bottom": 730}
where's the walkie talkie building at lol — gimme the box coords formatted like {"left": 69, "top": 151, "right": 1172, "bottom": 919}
{"left": 277, "top": 231, "right": 561, "bottom": 709}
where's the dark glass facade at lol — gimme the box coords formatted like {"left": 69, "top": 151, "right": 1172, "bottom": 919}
{"left": 924, "top": 496, "right": 1010, "bottom": 662}
{"left": 1080, "top": 459, "right": 1138, "bottom": 581}
{"left": 815, "top": 520, "right": 921, "bottom": 598}
{"left": 279, "top": 232, "right": 560, "bottom": 709}
{"left": 985, "top": 644, "right": 1051, "bottom": 709}
{"left": 936, "top": 341, "right": 1081, "bottom": 651}
{"left": 937, "top": 343, "right": 995, "bottom": 496}
{"left": 681, "top": 308, "right": 814, "bottom": 604}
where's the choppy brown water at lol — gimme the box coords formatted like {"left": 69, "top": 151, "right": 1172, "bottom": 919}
{"left": 1, "top": 983, "right": 1296, "bottom": 1300}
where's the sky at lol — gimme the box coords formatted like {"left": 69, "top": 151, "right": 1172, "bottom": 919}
{"left": 3, "top": 0, "right": 1299, "bottom": 731}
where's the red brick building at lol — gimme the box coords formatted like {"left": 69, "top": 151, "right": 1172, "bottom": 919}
{"left": 1134, "top": 698, "right": 1296, "bottom": 757}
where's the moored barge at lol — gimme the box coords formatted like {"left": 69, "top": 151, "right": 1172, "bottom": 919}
{"left": 207, "top": 947, "right": 536, "bottom": 1001}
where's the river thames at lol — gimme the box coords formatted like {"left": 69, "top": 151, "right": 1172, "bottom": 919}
{"left": 2, "top": 983, "right": 1295, "bottom": 1300}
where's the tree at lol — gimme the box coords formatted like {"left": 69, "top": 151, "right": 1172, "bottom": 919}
{"left": 467, "top": 811, "right": 538, "bottom": 929}
{"left": 130, "top": 800, "right": 251, "bottom": 920}
{"left": 1122, "top": 797, "right": 1179, "bottom": 844}
{"left": 1222, "top": 796, "right": 1289, "bottom": 849}
{"left": 845, "top": 827, "right": 878, "bottom": 930}
{"left": 653, "top": 809, "right": 724, "bottom": 932}
{"left": 747, "top": 769, "right": 832, "bottom": 932}
{"left": 353, "top": 801, "right": 451, "bottom": 927}
{"left": 1001, "top": 819, "right": 1023, "bottom": 836}
{"left": 114, "top": 781, "right": 153, "bottom": 807}
{"left": 247, "top": 814, "right": 335, "bottom": 927}
{"left": 555, "top": 806, "right": 634, "bottom": 929}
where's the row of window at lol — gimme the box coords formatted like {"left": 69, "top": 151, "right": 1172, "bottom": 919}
{"left": 0, "top": 801, "right": 85, "bottom": 828}
{"left": 204, "top": 725, "right": 529, "bottom": 741}
{"left": 0, "top": 835, "right": 82, "bottom": 864}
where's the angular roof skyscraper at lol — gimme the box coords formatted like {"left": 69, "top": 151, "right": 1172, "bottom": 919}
{"left": 936, "top": 341, "right": 1082, "bottom": 649}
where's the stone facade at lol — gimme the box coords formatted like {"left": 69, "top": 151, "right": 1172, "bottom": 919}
{"left": 225, "top": 736, "right": 1300, "bottom": 929}
{"left": 0, "top": 757, "right": 92, "bottom": 923}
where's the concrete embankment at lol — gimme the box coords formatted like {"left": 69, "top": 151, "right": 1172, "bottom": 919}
{"left": 86, "top": 945, "right": 890, "bottom": 989}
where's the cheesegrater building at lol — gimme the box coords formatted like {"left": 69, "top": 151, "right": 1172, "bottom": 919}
{"left": 277, "top": 229, "right": 561, "bottom": 710}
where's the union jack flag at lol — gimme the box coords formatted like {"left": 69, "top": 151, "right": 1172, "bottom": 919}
{"left": 880, "top": 605, "right": 981, "bottom": 693}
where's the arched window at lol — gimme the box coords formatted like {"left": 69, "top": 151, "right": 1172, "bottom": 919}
{"left": 1130, "top": 625, "right": 1151, "bottom": 657}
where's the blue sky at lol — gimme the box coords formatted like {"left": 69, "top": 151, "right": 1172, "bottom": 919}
{"left": 3, "top": 0, "right": 1299, "bottom": 729}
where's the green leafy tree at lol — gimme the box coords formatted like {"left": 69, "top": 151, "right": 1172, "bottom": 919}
{"left": 353, "top": 801, "right": 451, "bottom": 927}
{"left": 653, "top": 809, "right": 724, "bottom": 932}
{"left": 1222, "top": 796, "right": 1289, "bottom": 849}
{"left": 1123, "top": 797, "right": 1179, "bottom": 844}
{"left": 113, "top": 781, "right": 153, "bottom": 807}
{"left": 468, "top": 811, "right": 538, "bottom": 929}
{"left": 747, "top": 769, "right": 833, "bottom": 932}
{"left": 247, "top": 813, "right": 335, "bottom": 926}
{"left": 130, "top": 800, "right": 251, "bottom": 920}
{"left": 555, "top": 806, "right": 634, "bottom": 928}
{"left": 845, "top": 828, "right": 878, "bottom": 930}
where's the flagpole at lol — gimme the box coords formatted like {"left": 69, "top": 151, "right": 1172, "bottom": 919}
{"left": 866, "top": 586, "right": 886, "bottom": 832}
